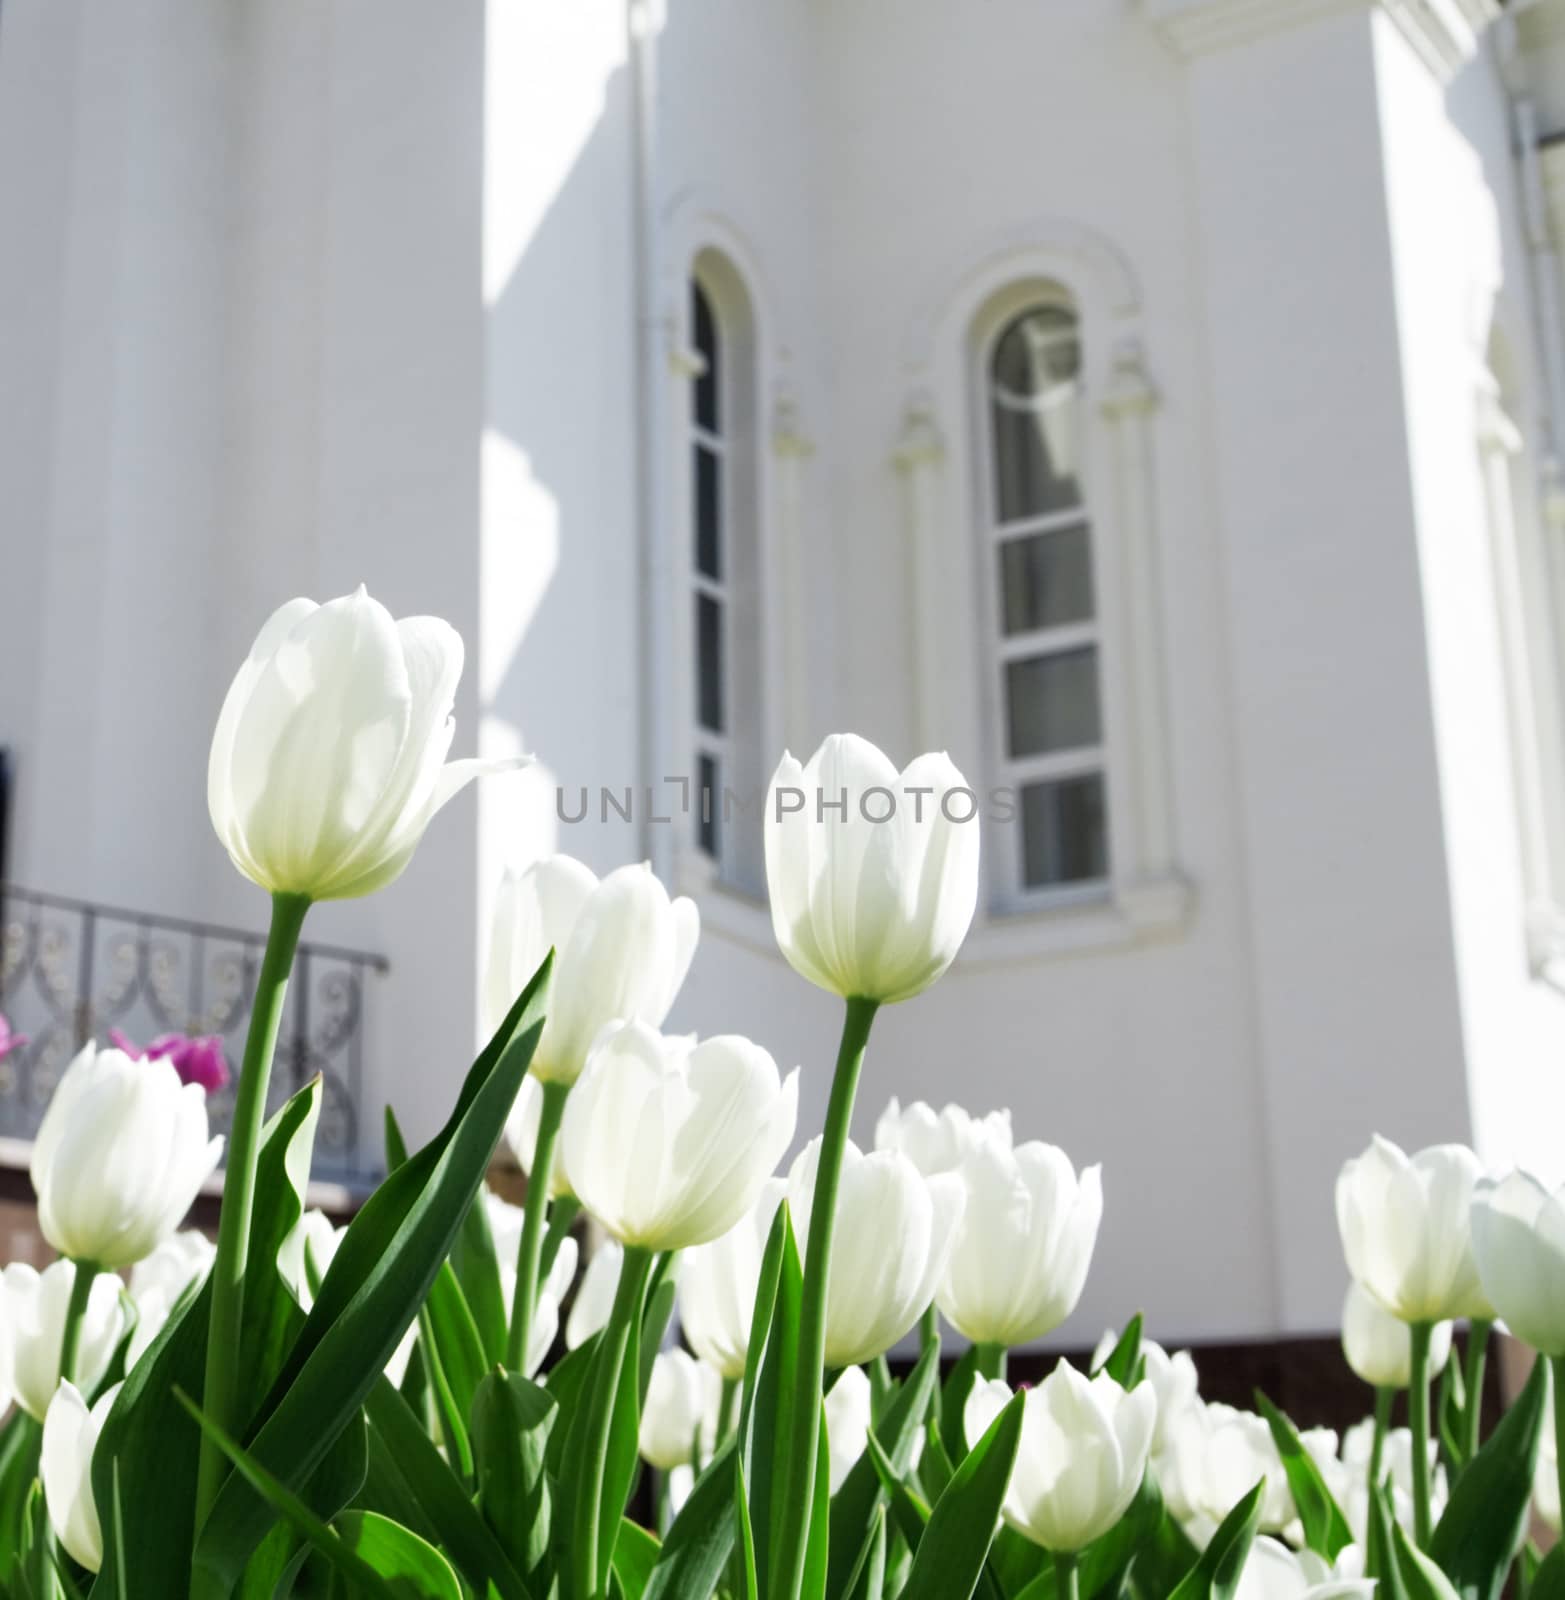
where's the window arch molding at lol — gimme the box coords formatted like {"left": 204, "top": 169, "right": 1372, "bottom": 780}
{"left": 895, "top": 230, "right": 1190, "bottom": 954}
{"left": 658, "top": 194, "right": 804, "bottom": 910}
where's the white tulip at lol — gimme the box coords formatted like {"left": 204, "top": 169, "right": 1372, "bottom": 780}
{"left": 938, "top": 1134, "right": 1101, "bottom": 1348}
{"left": 1535, "top": 1388, "right": 1559, "bottom": 1533}
{"left": 561, "top": 1022, "right": 797, "bottom": 1252}
{"left": 486, "top": 857, "right": 699, "bottom": 1085}
{"left": 680, "top": 1180, "right": 785, "bottom": 1381}
{"left": 788, "top": 1139, "right": 964, "bottom": 1369}
{"left": 4, "top": 1261, "right": 127, "bottom": 1420}
{"left": 128, "top": 1230, "right": 215, "bottom": 1367}
{"left": 825, "top": 1366, "right": 873, "bottom": 1494}
{"left": 1335, "top": 1137, "right": 1490, "bottom": 1323}
{"left": 764, "top": 734, "right": 980, "bottom": 1004}
{"left": 1471, "top": 1169, "right": 1565, "bottom": 1356}
{"left": 566, "top": 1240, "right": 623, "bottom": 1351}
{"left": 485, "top": 1190, "right": 578, "bottom": 1378}
{"left": 639, "top": 1349, "right": 721, "bottom": 1470}
{"left": 209, "top": 588, "right": 513, "bottom": 901}
{"left": 42, "top": 1380, "right": 119, "bottom": 1573}
{"left": 30, "top": 1044, "right": 222, "bottom": 1269}
{"left": 1089, "top": 1331, "right": 1200, "bottom": 1457}
{"left": 967, "top": 1364, "right": 1155, "bottom": 1552}
{"left": 875, "top": 1098, "right": 1012, "bottom": 1175}
{"left": 1234, "top": 1536, "right": 1374, "bottom": 1600}
{"left": 1340, "top": 1282, "right": 1452, "bottom": 1389}
{"left": 289, "top": 1210, "right": 416, "bottom": 1386}
{"left": 504, "top": 1076, "right": 574, "bottom": 1199}
{"left": 1169, "top": 1401, "right": 1294, "bottom": 1535}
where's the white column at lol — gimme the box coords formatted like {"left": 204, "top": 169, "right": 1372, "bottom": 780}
{"left": 892, "top": 390, "right": 950, "bottom": 754}
{"left": 771, "top": 386, "right": 815, "bottom": 756}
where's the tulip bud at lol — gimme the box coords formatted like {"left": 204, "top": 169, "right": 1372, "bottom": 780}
{"left": 1090, "top": 1330, "right": 1199, "bottom": 1458}
{"left": 938, "top": 1134, "right": 1101, "bottom": 1348}
{"left": 42, "top": 1380, "right": 119, "bottom": 1573}
{"left": 680, "top": 1180, "right": 785, "bottom": 1381}
{"left": 1168, "top": 1400, "right": 1294, "bottom": 1535}
{"left": 1471, "top": 1168, "right": 1565, "bottom": 1356}
{"left": 967, "top": 1363, "right": 1155, "bottom": 1553}
{"left": 824, "top": 1366, "right": 873, "bottom": 1495}
{"left": 639, "top": 1349, "right": 721, "bottom": 1471}
{"left": 566, "top": 1240, "right": 624, "bottom": 1351}
{"left": 1234, "top": 1537, "right": 1374, "bottom": 1600}
{"left": 31, "top": 1044, "right": 222, "bottom": 1269}
{"left": 1335, "top": 1137, "right": 1490, "bottom": 1323}
{"left": 561, "top": 1022, "right": 798, "bottom": 1252}
{"left": 128, "top": 1230, "right": 216, "bottom": 1368}
{"left": 787, "top": 1138, "right": 964, "bottom": 1369}
{"left": 208, "top": 588, "right": 515, "bottom": 901}
{"left": 875, "top": 1098, "right": 1012, "bottom": 1176}
{"left": 764, "top": 734, "right": 980, "bottom": 1005}
{"left": 1340, "top": 1282, "right": 1452, "bottom": 1389}
{"left": 486, "top": 857, "right": 699, "bottom": 1085}
{"left": 3, "top": 1260, "right": 127, "bottom": 1420}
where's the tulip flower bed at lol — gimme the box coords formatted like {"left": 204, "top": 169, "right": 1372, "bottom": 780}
{"left": 0, "top": 586, "right": 1562, "bottom": 1600}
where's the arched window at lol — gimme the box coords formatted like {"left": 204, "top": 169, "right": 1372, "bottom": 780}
{"left": 981, "top": 297, "right": 1109, "bottom": 901}
{"left": 687, "top": 252, "right": 764, "bottom": 895}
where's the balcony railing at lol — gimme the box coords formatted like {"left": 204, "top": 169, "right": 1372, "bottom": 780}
{"left": 0, "top": 884, "right": 386, "bottom": 1188}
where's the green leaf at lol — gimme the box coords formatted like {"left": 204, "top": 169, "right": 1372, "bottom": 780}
{"left": 471, "top": 1367, "right": 555, "bottom": 1597}
{"left": 1362, "top": 1478, "right": 1408, "bottom": 1600}
{"left": 736, "top": 1454, "right": 760, "bottom": 1600}
{"left": 1429, "top": 1353, "right": 1548, "bottom": 1600}
{"left": 1093, "top": 1316, "right": 1144, "bottom": 1389}
{"left": 612, "top": 1519, "right": 662, "bottom": 1600}
{"left": 801, "top": 1399, "right": 832, "bottom": 1600}
{"left": 639, "top": 1272, "right": 679, "bottom": 1403}
{"left": 1254, "top": 1391, "right": 1353, "bottom": 1559}
{"left": 1077, "top": 1469, "right": 1166, "bottom": 1599}
{"left": 642, "top": 1440, "right": 738, "bottom": 1600}
{"left": 939, "top": 1347, "right": 982, "bottom": 1464}
{"left": 414, "top": 1297, "right": 473, "bottom": 1481}
{"left": 748, "top": 1206, "right": 804, "bottom": 1599}
{"left": 864, "top": 1431, "right": 933, "bottom": 1554}
{"left": 843, "top": 1509, "right": 887, "bottom": 1600}
{"left": 338, "top": 1511, "right": 463, "bottom": 1600}
{"left": 1391, "top": 1521, "right": 1462, "bottom": 1600}
{"left": 1530, "top": 1545, "right": 1565, "bottom": 1600}
{"left": 544, "top": 1332, "right": 603, "bottom": 1479}
{"left": 422, "top": 1261, "right": 489, "bottom": 1446}
{"left": 90, "top": 1076, "right": 323, "bottom": 1600}
{"left": 0, "top": 1411, "right": 40, "bottom": 1567}
{"left": 827, "top": 1340, "right": 941, "bottom": 1600}
{"left": 1127, "top": 1507, "right": 1200, "bottom": 1596}
{"left": 1438, "top": 1349, "right": 1467, "bottom": 1474}
{"left": 1166, "top": 1481, "right": 1264, "bottom": 1600}
{"left": 897, "top": 1390, "right": 1024, "bottom": 1600}
{"left": 192, "top": 953, "right": 552, "bottom": 1598}
{"left": 366, "top": 1375, "right": 531, "bottom": 1600}
{"left": 451, "top": 1187, "right": 508, "bottom": 1369}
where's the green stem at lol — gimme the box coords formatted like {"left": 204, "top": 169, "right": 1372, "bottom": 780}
{"left": 571, "top": 1244, "right": 652, "bottom": 1600}
{"left": 976, "top": 1343, "right": 1008, "bottom": 1384}
{"left": 1369, "top": 1385, "right": 1393, "bottom": 1488}
{"left": 195, "top": 890, "right": 309, "bottom": 1526}
{"left": 1552, "top": 1354, "right": 1565, "bottom": 1559}
{"left": 1463, "top": 1319, "right": 1491, "bottom": 1462}
{"left": 718, "top": 1375, "right": 739, "bottom": 1447}
{"left": 1408, "top": 1320, "right": 1434, "bottom": 1547}
{"left": 506, "top": 1078, "right": 570, "bottom": 1370}
{"left": 919, "top": 1302, "right": 939, "bottom": 1354}
{"left": 57, "top": 1261, "right": 101, "bottom": 1387}
{"left": 1055, "top": 1551, "right": 1079, "bottom": 1600}
{"left": 774, "top": 995, "right": 879, "bottom": 1600}
{"left": 541, "top": 1195, "right": 582, "bottom": 1282}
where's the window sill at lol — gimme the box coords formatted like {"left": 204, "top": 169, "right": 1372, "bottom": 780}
{"left": 674, "top": 849, "right": 778, "bottom": 957}
{"left": 958, "top": 870, "right": 1195, "bottom": 968}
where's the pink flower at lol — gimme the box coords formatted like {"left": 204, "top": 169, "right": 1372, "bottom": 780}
{"left": 107, "top": 1030, "right": 230, "bottom": 1095}
{"left": 0, "top": 1014, "right": 28, "bottom": 1063}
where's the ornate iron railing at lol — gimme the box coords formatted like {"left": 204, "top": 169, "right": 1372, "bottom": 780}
{"left": 0, "top": 884, "right": 386, "bottom": 1187}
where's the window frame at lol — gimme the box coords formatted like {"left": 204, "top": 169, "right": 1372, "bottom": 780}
{"left": 973, "top": 288, "right": 1113, "bottom": 913}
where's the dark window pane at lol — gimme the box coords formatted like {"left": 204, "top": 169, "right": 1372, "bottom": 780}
{"left": 1020, "top": 773, "right": 1108, "bottom": 887}
{"left": 698, "top": 751, "right": 720, "bottom": 857}
{"left": 991, "top": 305, "right": 1083, "bottom": 522}
{"left": 692, "top": 281, "right": 720, "bottom": 433}
{"left": 998, "top": 523, "right": 1094, "bottom": 634}
{"left": 696, "top": 593, "right": 724, "bottom": 733}
{"left": 694, "top": 444, "right": 722, "bottom": 580}
{"left": 1005, "top": 647, "right": 1100, "bottom": 758}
